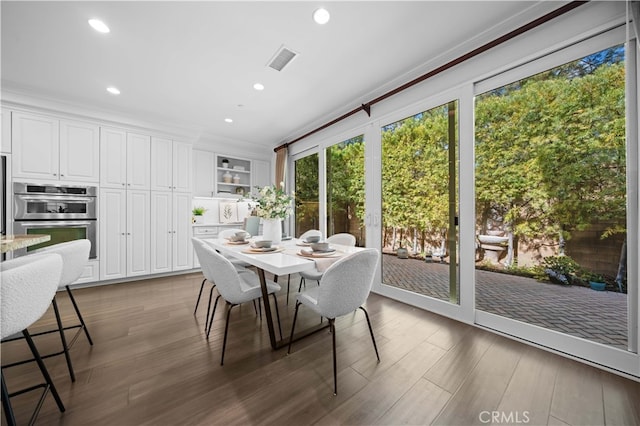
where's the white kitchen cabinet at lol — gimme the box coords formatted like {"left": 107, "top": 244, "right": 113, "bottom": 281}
{"left": 251, "top": 159, "right": 271, "bottom": 195}
{"left": 172, "top": 192, "right": 193, "bottom": 270}
{"left": 100, "top": 127, "right": 127, "bottom": 188}
{"left": 1, "top": 108, "right": 11, "bottom": 153}
{"left": 59, "top": 119, "right": 100, "bottom": 182}
{"left": 127, "top": 133, "right": 151, "bottom": 190}
{"left": 100, "top": 128, "right": 151, "bottom": 190}
{"left": 151, "top": 138, "right": 192, "bottom": 192}
{"left": 192, "top": 149, "right": 215, "bottom": 197}
{"left": 150, "top": 191, "right": 193, "bottom": 273}
{"left": 12, "top": 112, "right": 59, "bottom": 180}
{"left": 99, "top": 188, "right": 150, "bottom": 280}
{"left": 99, "top": 188, "right": 127, "bottom": 280}
{"left": 12, "top": 112, "right": 99, "bottom": 182}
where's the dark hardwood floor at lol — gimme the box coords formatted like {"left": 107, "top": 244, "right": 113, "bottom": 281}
{"left": 2, "top": 272, "right": 639, "bottom": 425}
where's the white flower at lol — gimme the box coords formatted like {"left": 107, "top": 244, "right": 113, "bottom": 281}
{"left": 251, "top": 185, "right": 294, "bottom": 220}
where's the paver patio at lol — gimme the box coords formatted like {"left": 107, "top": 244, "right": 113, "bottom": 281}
{"left": 381, "top": 254, "right": 629, "bottom": 349}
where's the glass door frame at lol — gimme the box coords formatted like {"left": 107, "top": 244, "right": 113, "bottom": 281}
{"left": 472, "top": 27, "right": 638, "bottom": 375}
{"left": 367, "top": 86, "right": 475, "bottom": 324}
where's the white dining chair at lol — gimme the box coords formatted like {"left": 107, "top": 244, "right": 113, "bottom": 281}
{"left": 193, "top": 228, "right": 253, "bottom": 319}
{"left": 192, "top": 237, "right": 261, "bottom": 335}
{"left": 284, "top": 229, "right": 323, "bottom": 303}
{"left": 1, "top": 253, "right": 66, "bottom": 425}
{"left": 192, "top": 238, "right": 283, "bottom": 365}
{"left": 5, "top": 240, "right": 93, "bottom": 383}
{"left": 298, "top": 233, "right": 357, "bottom": 291}
{"left": 287, "top": 248, "right": 380, "bottom": 395}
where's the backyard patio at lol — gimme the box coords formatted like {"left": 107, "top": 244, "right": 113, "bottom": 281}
{"left": 381, "top": 254, "right": 629, "bottom": 349}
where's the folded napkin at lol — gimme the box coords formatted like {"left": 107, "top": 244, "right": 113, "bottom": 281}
{"left": 299, "top": 249, "right": 342, "bottom": 272}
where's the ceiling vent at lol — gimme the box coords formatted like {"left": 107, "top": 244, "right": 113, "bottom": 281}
{"left": 267, "top": 45, "right": 298, "bottom": 72}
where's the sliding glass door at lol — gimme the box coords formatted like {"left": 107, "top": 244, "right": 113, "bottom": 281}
{"left": 293, "top": 152, "right": 319, "bottom": 237}
{"left": 380, "top": 101, "right": 459, "bottom": 304}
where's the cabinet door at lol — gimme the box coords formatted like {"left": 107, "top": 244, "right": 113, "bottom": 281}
{"left": 150, "top": 137, "right": 173, "bottom": 191}
{"left": 127, "top": 190, "right": 151, "bottom": 276}
{"left": 127, "top": 133, "right": 151, "bottom": 190}
{"left": 150, "top": 191, "right": 172, "bottom": 274}
{"left": 1, "top": 108, "right": 11, "bottom": 154}
{"left": 193, "top": 149, "right": 215, "bottom": 197}
{"left": 60, "top": 119, "right": 100, "bottom": 182}
{"left": 100, "top": 188, "right": 127, "bottom": 280}
{"left": 100, "top": 127, "right": 127, "bottom": 188}
{"left": 173, "top": 192, "right": 193, "bottom": 270}
{"left": 252, "top": 159, "right": 271, "bottom": 196}
{"left": 173, "top": 141, "right": 192, "bottom": 193}
{"left": 12, "top": 112, "right": 59, "bottom": 180}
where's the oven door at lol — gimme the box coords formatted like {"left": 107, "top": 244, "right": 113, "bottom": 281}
{"left": 13, "top": 220, "right": 97, "bottom": 259}
{"left": 14, "top": 194, "right": 97, "bottom": 220}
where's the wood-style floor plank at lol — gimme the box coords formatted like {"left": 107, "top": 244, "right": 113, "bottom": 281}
{"left": 1, "top": 272, "right": 638, "bottom": 426}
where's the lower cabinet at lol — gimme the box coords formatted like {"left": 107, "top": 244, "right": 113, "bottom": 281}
{"left": 150, "top": 191, "right": 193, "bottom": 273}
{"left": 99, "top": 188, "right": 151, "bottom": 280}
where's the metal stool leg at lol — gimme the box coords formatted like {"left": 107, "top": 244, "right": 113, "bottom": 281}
{"left": 51, "top": 296, "right": 75, "bottom": 382}
{"left": 65, "top": 286, "right": 93, "bottom": 345}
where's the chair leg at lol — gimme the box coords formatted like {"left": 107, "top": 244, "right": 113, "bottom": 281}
{"left": 271, "top": 293, "right": 283, "bottom": 340}
{"left": 206, "top": 295, "right": 221, "bottom": 339}
{"left": 221, "top": 303, "right": 236, "bottom": 366}
{"left": 51, "top": 297, "right": 75, "bottom": 382}
{"left": 65, "top": 286, "right": 93, "bottom": 345}
{"left": 194, "top": 278, "right": 206, "bottom": 315}
{"left": 287, "top": 301, "right": 301, "bottom": 354}
{"left": 298, "top": 276, "right": 305, "bottom": 292}
{"left": 359, "top": 307, "right": 380, "bottom": 362}
{"left": 204, "top": 284, "right": 216, "bottom": 332}
{"left": 330, "top": 318, "right": 337, "bottom": 395}
{"left": 23, "top": 329, "right": 65, "bottom": 413}
{"left": 1, "top": 373, "right": 16, "bottom": 426}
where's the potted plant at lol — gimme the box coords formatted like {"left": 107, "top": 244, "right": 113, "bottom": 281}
{"left": 221, "top": 158, "right": 229, "bottom": 168}
{"left": 192, "top": 206, "right": 207, "bottom": 224}
{"left": 424, "top": 250, "right": 433, "bottom": 263}
{"left": 583, "top": 271, "right": 606, "bottom": 291}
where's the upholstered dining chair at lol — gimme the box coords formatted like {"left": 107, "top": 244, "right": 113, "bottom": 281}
{"left": 1, "top": 253, "right": 66, "bottom": 425}
{"left": 193, "top": 228, "right": 252, "bottom": 319}
{"left": 192, "top": 238, "right": 283, "bottom": 365}
{"left": 191, "top": 237, "right": 261, "bottom": 335}
{"left": 283, "top": 229, "right": 323, "bottom": 303}
{"left": 287, "top": 248, "right": 380, "bottom": 395}
{"left": 298, "top": 233, "right": 357, "bottom": 291}
{"left": 5, "top": 240, "right": 93, "bottom": 383}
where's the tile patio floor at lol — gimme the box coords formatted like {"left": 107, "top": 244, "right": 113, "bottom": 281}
{"left": 381, "top": 254, "right": 629, "bottom": 349}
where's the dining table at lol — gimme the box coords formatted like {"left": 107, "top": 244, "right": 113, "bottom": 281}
{"left": 205, "top": 237, "right": 362, "bottom": 350}
{"left": 0, "top": 234, "right": 51, "bottom": 254}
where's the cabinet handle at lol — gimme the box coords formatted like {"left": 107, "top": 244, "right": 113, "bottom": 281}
{"left": 127, "top": 232, "right": 131, "bottom": 235}
{"left": 121, "top": 232, "right": 125, "bottom": 236}
{"left": 53, "top": 173, "right": 57, "bottom": 176}
{"left": 60, "top": 174, "right": 64, "bottom": 177}
{"left": 122, "top": 183, "right": 125, "bottom": 187}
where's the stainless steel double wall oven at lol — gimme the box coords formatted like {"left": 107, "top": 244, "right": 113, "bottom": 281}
{"left": 13, "top": 182, "right": 97, "bottom": 258}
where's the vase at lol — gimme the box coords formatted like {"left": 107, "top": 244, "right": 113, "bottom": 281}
{"left": 262, "top": 218, "right": 282, "bottom": 245}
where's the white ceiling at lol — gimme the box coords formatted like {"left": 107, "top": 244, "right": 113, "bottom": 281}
{"left": 1, "top": 1, "right": 567, "bottom": 151}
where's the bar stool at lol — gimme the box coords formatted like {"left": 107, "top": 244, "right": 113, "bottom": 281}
{"left": 3, "top": 240, "right": 93, "bottom": 383}
{"left": 1, "top": 253, "right": 66, "bottom": 426}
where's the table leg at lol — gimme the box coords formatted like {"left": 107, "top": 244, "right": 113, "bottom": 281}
{"left": 257, "top": 269, "right": 333, "bottom": 350}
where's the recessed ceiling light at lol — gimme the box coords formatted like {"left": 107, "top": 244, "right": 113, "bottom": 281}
{"left": 313, "top": 8, "right": 330, "bottom": 25}
{"left": 253, "top": 83, "right": 265, "bottom": 91}
{"left": 88, "top": 19, "right": 110, "bottom": 33}
{"left": 225, "top": 118, "right": 233, "bottom": 123}
{"left": 106, "top": 86, "right": 120, "bottom": 95}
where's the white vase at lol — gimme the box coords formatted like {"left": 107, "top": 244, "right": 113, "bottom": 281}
{"left": 262, "top": 218, "right": 282, "bottom": 245}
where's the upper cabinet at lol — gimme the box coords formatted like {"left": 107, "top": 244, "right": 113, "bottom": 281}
{"left": 193, "top": 150, "right": 215, "bottom": 197}
{"left": 1, "top": 109, "right": 11, "bottom": 153}
{"left": 151, "top": 137, "right": 192, "bottom": 192}
{"left": 12, "top": 112, "right": 99, "bottom": 182}
{"left": 100, "top": 128, "right": 150, "bottom": 190}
